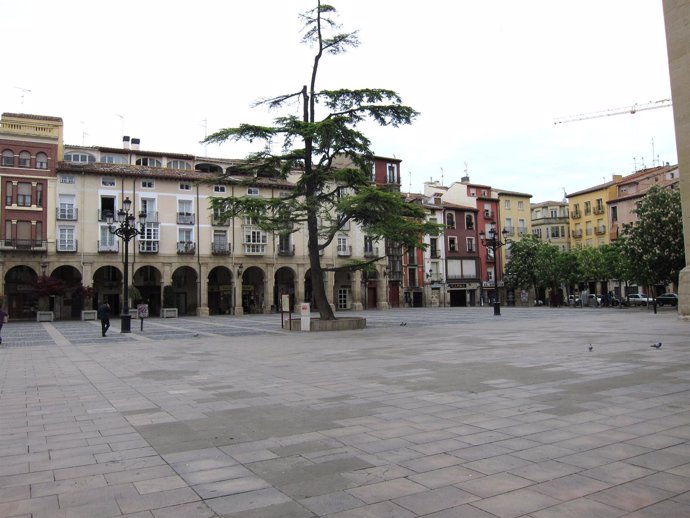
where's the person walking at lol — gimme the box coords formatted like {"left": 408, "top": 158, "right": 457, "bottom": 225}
{"left": 97, "top": 302, "right": 110, "bottom": 337}
{"left": 0, "top": 306, "right": 7, "bottom": 344}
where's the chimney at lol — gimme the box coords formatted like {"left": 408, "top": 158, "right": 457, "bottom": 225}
{"left": 131, "top": 138, "right": 140, "bottom": 151}
{"left": 122, "top": 135, "right": 130, "bottom": 149}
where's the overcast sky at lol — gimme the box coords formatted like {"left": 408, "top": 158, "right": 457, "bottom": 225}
{"left": 1, "top": 0, "right": 676, "bottom": 202}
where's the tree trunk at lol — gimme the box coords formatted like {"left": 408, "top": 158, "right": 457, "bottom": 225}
{"left": 306, "top": 208, "right": 335, "bottom": 320}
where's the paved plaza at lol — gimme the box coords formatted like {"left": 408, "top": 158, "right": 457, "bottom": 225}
{"left": 1, "top": 306, "right": 689, "bottom": 517}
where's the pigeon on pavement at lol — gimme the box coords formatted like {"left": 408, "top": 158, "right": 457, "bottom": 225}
{"left": 650, "top": 342, "right": 662, "bottom": 349}
{"left": 588, "top": 344, "right": 593, "bottom": 352}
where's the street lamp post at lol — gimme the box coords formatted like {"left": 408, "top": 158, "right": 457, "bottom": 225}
{"left": 479, "top": 222, "right": 510, "bottom": 316}
{"left": 107, "top": 197, "right": 147, "bottom": 333}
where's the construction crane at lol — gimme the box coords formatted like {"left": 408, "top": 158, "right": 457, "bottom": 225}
{"left": 553, "top": 98, "right": 672, "bottom": 125}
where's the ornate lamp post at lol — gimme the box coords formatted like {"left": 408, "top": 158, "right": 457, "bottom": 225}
{"left": 479, "top": 222, "right": 510, "bottom": 316}
{"left": 106, "top": 197, "right": 146, "bottom": 333}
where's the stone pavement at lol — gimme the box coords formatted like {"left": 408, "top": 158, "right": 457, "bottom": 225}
{"left": 0, "top": 306, "right": 689, "bottom": 517}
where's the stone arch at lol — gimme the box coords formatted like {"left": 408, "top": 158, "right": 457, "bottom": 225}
{"left": 50, "top": 265, "right": 83, "bottom": 319}
{"left": 240, "top": 266, "right": 265, "bottom": 314}
{"left": 4, "top": 265, "right": 38, "bottom": 319}
{"left": 274, "top": 267, "right": 296, "bottom": 311}
{"left": 133, "top": 265, "right": 162, "bottom": 317}
{"left": 93, "top": 266, "right": 123, "bottom": 314}
{"left": 208, "top": 266, "right": 234, "bottom": 315}
{"left": 172, "top": 266, "right": 198, "bottom": 316}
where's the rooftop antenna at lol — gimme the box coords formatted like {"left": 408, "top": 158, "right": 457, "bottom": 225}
{"left": 115, "top": 114, "right": 125, "bottom": 139}
{"left": 200, "top": 119, "right": 208, "bottom": 156}
{"left": 633, "top": 156, "right": 637, "bottom": 171}
{"left": 408, "top": 170, "right": 412, "bottom": 194}
{"left": 651, "top": 138, "right": 656, "bottom": 167}
{"left": 440, "top": 167, "right": 444, "bottom": 186}
{"left": 80, "top": 121, "right": 88, "bottom": 146}
{"left": 14, "top": 86, "right": 32, "bottom": 105}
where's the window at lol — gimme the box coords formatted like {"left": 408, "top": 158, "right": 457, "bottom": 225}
{"left": 141, "top": 179, "right": 154, "bottom": 189}
{"left": 407, "top": 246, "right": 416, "bottom": 264}
{"left": 611, "top": 206, "right": 618, "bottom": 223}
{"left": 19, "top": 151, "right": 31, "bottom": 168}
{"left": 102, "top": 177, "right": 116, "bottom": 187}
{"left": 139, "top": 223, "right": 160, "bottom": 252}
{"left": 518, "top": 218, "right": 525, "bottom": 233}
{"left": 387, "top": 163, "right": 397, "bottom": 184}
{"left": 504, "top": 199, "right": 511, "bottom": 209}
{"left": 36, "top": 183, "right": 43, "bottom": 207}
{"left": 550, "top": 209, "right": 557, "bottom": 218}
{"left": 136, "top": 157, "right": 162, "bottom": 167}
{"left": 584, "top": 201, "right": 591, "bottom": 215}
{"left": 467, "top": 237, "right": 475, "bottom": 252}
{"left": 213, "top": 230, "right": 228, "bottom": 250}
{"left": 337, "top": 236, "right": 350, "bottom": 255}
{"left": 517, "top": 201, "right": 524, "bottom": 210}
{"left": 5, "top": 182, "right": 12, "bottom": 205}
{"left": 465, "top": 214, "right": 474, "bottom": 230}
{"left": 59, "top": 175, "right": 75, "bottom": 184}
{"left": 58, "top": 195, "right": 76, "bottom": 220}
{"left": 446, "top": 212, "right": 455, "bottom": 229}
{"left": 244, "top": 225, "right": 267, "bottom": 254}
{"left": 36, "top": 153, "right": 48, "bottom": 169}
{"left": 505, "top": 217, "right": 513, "bottom": 231}
{"left": 141, "top": 198, "right": 157, "bottom": 221}
{"left": 58, "top": 227, "right": 75, "bottom": 251}
{"left": 278, "top": 233, "right": 292, "bottom": 254}
{"left": 1, "top": 150, "right": 13, "bottom": 166}
{"left": 179, "top": 182, "right": 191, "bottom": 191}
{"left": 101, "top": 155, "right": 128, "bottom": 164}
{"left": 177, "top": 199, "right": 194, "bottom": 224}
{"left": 448, "top": 236, "right": 457, "bottom": 252}
{"left": 551, "top": 226, "right": 560, "bottom": 238}
{"left": 98, "top": 226, "right": 117, "bottom": 252}
{"left": 213, "top": 185, "right": 226, "bottom": 193}
{"left": 408, "top": 267, "right": 418, "bottom": 288}
{"left": 247, "top": 187, "right": 259, "bottom": 196}
{"left": 470, "top": 189, "right": 476, "bottom": 197}
{"left": 65, "top": 153, "right": 95, "bottom": 163}
{"left": 167, "top": 160, "right": 192, "bottom": 170}
{"left": 364, "top": 236, "right": 375, "bottom": 255}
{"left": 178, "top": 228, "right": 193, "bottom": 243}
{"left": 17, "top": 182, "right": 31, "bottom": 206}
{"left": 430, "top": 237, "right": 438, "bottom": 258}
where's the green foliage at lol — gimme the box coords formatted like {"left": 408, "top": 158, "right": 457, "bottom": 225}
{"left": 203, "top": 1, "right": 441, "bottom": 320}
{"left": 504, "top": 235, "right": 542, "bottom": 291}
{"left": 621, "top": 186, "right": 685, "bottom": 287}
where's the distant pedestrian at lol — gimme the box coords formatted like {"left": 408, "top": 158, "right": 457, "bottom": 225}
{"left": 0, "top": 307, "right": 7, "bottom": 344}
{"left": 98, "top": 303, "right": 110, "bottom": 337}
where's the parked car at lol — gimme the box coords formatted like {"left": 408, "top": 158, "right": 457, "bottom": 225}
{"left": 587, "top": 294, "right": 602, "bottom": 306}
{"left": 626, "top": 294, "right": 651, "bottom": 306}
{"left": 568, "top": 295, "right": 582, "bottom": 307}
{"left": 656, "top": 293, "right": 678, "bottom": 306}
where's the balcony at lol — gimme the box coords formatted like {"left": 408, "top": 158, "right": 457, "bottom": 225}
{"left": 278, "top": 244, "right": 295, "bottom": 256}
{"left": 1, "top": 239, "right": 47, "bottom": 251}
{"left": 177, "top": 241, "right": 196, "bottom": 254}
{"left": 337, "top": 245, "right": 352, "bottom": 257}
{"left": 595, "top": 225, "right": 606, "bottom": 235}
{"left": 143, "top": 211, "right": 159, "bottom": 223}
{"left": 571, "top": 211, "right": 581, "bottom": 219}
{"left": 98, "top": 240, "right": 119, "bottom": 253}
{"left": 56, "top": 208, "right": 78, "bottom": 221}
{"left": 56, "top": 240, "right": 78, "bottom": 253}
{"left": 593, "top": 206, "right": 605, "bottom": 215}
{"left": 177, "top": 212, "right": 195, "bottom": 225}
{"left": 572, "top": 229, "right": 583, "bottom": 238}
{"left": 503, "top": 226, "right": 515, "bottom": 236}
{"left": 430, "top": 249, "right": 441, "bottom": 259}
{"left": 483, "top": 210, "right": 493, "bottom": 218}
{"left": 139, "top": 241, "right": 159, "bottom": 253}
{"left": 211, "top": 242, "right": 232, "bottom": 255}
{"left": 517, "top": 226, "right": 528, "bottom": 235}
{"left": 212, "top": 215, "right": 229, "bottom": 226}
{"left": 364, "top": 246, "right": 379, "bottom": 258}
{"left": 244, "top": 243, "right": 266, "bottom": 255}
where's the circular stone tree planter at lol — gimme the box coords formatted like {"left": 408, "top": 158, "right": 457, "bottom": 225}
{"left": 290, "top": 317, "right": 366, "bottom": 331}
